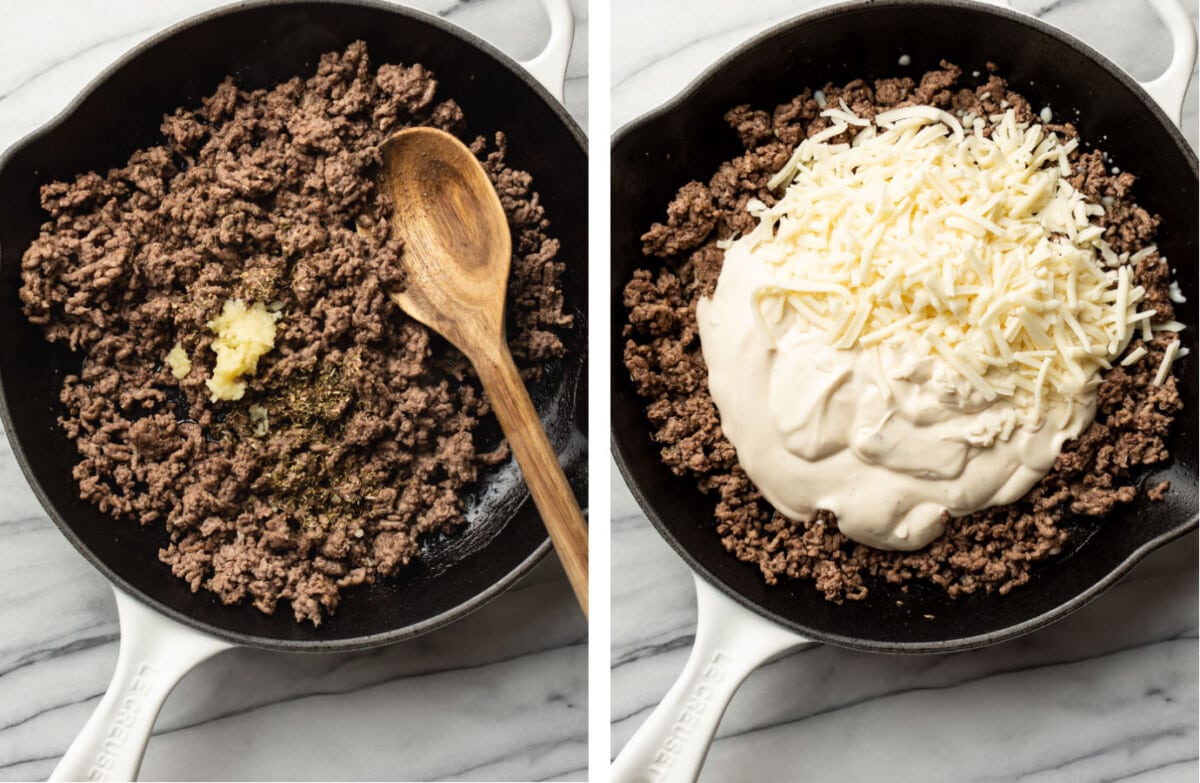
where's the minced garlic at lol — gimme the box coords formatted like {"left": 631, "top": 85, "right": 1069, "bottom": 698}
{"left": 165, "top": 343, "right": 192, "bottom": 379}
{"left": 249, "top": 404, "right": 270, "bottom": 436}
{"left": 206, "top": 299, "right": 280, "bottom": 401}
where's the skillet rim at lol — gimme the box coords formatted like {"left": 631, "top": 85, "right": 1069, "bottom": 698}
{"left": 610, "top": 0, "right": 1199, "bottom": 654}
{"left": 0, "top": 0, "right": 588, "bottom": 652}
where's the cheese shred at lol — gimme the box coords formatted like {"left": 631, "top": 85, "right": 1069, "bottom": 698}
{"left": 1154, "top": 340, "right": 1180, "bottom": 386}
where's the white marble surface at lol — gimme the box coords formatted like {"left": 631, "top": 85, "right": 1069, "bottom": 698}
{"left": 611, "top": 0, "right": 1199, "bottom": 781}
{"left": 0, "top": 1, "right": 587, "bottom": 781}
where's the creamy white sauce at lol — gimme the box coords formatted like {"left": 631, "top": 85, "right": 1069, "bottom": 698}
{"left": 697, "top": 242, "right": 1095, "bottom": 551}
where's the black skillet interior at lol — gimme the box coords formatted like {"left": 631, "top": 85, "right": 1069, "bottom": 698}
{"left": 612, "top": 0, "right": 1198, "bottom": 653}
{"left": 0, "top": 0, "right": 587, "bottom": 651}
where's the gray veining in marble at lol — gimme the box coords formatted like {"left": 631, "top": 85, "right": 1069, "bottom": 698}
{"left": 611, "top": 1, "right": 1199, "bottom": 781}
{"left": 0, "top": 1, "right": 587, "bottom": 780}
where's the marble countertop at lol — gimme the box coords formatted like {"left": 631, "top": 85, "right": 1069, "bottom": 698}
{"left": 611, "top": 1, "right": 1199, "bottom": 781}
{"left": 0, "top": 1, "right": 587, "bottom": 781}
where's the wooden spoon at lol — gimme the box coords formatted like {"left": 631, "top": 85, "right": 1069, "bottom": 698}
{"left": 374, "top": 126, "right": 588, "bottom": 615}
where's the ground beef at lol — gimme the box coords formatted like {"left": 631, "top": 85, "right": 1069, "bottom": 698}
{"left": 623, "top": 61, "right": 1184, "bottom": 603}
{"left": 20, "top": 42, "right": 572, "bottom": 624}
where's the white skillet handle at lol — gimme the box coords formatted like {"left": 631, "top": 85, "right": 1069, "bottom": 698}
{"left": 50, "top": 587, "right": 232, "bottom": 782}
{"left": 518, "top": 0, "right": 574, "bottom": 101}
{"left": 976, "top": 0, "right": 1195, "bottom": 123}
{"left": 1141, "top": 0, "right": 1197, "bottom": 124}
{"left": 611, "top": 574, "right": 817, "bottom": 783}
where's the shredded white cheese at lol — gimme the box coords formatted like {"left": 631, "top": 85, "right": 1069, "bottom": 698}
{"left": 747, "top": 106, "right": 1162, "bottom": 424}
{"left": 1153, "top": 340, "right": 1180, "bottom": 386}
{"left": 1120, "top": 346, "right": 1148, "bottom": 367}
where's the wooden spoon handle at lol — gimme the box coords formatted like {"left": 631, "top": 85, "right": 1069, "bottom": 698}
{"left": 473, "top": 344, "right": 588, "bottom": 615}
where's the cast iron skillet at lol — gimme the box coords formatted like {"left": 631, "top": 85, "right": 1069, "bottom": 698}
{"left": 0, "top": 0, "right": 585, "bottom": 777}
{"left": 612, "top": 2, "right": 1195, "bottom": 777}
{"left": 613, "top": 0, "right": 1196, "bottom": 657}
{"left": 1, "top": 0, "right": 586, "bottom": 651}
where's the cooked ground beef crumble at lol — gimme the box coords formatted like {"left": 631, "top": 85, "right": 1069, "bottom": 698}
{"left": 20, "top": 42, "right": 572, "bottom": 624}
{"left": 623, "top": 61, "right": 1183, "bottom": 602}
